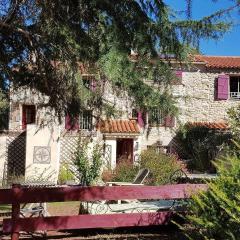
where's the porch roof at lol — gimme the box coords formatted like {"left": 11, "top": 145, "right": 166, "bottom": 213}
{"left": 98, "top": 119, "right": 140, "bottom": 134}
{"left": 187, "top": 121, "right": 229, "bottom": 130}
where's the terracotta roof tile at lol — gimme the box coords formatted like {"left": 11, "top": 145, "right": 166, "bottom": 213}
{"left": 99, "top": 119, "right": 140, "bottom": 134}
{"left": 187, "top": 121, "right": 229, "bottom": 130}
{"left": 194, "top": 55, "right": 240, "bottom": 69}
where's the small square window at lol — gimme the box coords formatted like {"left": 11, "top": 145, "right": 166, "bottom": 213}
{"left": 131, "top": 109, "right": 138, "bottom": 119}
{"left": 230, "top": 76, "right": 240, "bottom": 99}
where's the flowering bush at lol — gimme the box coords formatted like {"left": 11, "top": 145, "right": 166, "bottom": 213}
{"left": 102, "top": 159, "right": 139, "bottom": 183}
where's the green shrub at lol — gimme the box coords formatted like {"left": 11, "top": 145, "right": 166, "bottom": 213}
{"left": 74, "top": 143, "right": 102, "bottom": 186}
{"left": 175, "top": 124, "right": 231, "bottom": 173}
{"left": 58, "top": 163, "right": 75, "bottom": 185}
{"left": 111, "top": 159, "right": 139, "bottom": 182}
{"left": 0, "top": 90, "right": 9, "bottom": 130}
{"left": 140, "top": 149, "right": 185, "bottom": 185}
{"left": 181, "top": 150, "right": 240, "bottom": 240}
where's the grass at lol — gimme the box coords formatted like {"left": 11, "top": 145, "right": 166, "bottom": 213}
{"left": 0, "top": 204, "right": 11, "bottom": 211}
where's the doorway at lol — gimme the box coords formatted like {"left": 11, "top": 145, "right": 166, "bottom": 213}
{"left": 116, "top": 139, "right": 134, "bottom": 165}
{"left": 22, "top": 105, "right": 36, "bottom": 130}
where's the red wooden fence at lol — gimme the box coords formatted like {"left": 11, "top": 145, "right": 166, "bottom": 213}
{"left": 0, "top": 184, "right": 207, "bottom": 240}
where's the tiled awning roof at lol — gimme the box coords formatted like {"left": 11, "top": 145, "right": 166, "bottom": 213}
{"left": 194, "top": 55, "right": 240, "bottom": 69}
{"left": 187, "top": 121, "right": 229, "bottom": 130}
{"left": 99, "top": 119, "right": 140, "bottom": 134}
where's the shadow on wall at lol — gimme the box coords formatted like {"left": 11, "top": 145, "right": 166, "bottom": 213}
{"left": 7, "top": 131, "right": 26, "bottom": 180}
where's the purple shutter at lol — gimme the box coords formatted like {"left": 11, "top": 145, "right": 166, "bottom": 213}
{"left": 217, "top": 75, "right": 229, "bottom": 100}
{"left": 90, "top": 79, "right": 96, "bottom": 91}
{"left": 164, "top": 115, "right": 175, "bottom": 128}
{"left": 173, "top": 71, "right": 182, "bottom": 84}
{"left": 65, "top": 114, "right": 71, "bottom": 130}
{"left": 175, "top": 70, "right": 182, "bottom": 79}
{"left": 137, "top": 111, "right": 144, "bottom": 128}
{"left": 65, "top": 115, "right": 79, "bottom": 130}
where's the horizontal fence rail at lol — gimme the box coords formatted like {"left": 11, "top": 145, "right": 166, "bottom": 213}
{"left": 0, "top": 184, "right": 207, "bottom": 204}
{"left": 3, "top": 212, "right": 175, "bottom": 233}
{"left": 0, "top": 184, "right": 208, "bottom": 240}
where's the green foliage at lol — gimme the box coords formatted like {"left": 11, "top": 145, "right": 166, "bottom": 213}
{"left": 99, "top": 47, "right": 178, "bottom": 113}
{"left": 140, "top": 149, "right": 185, "bottom": 185}
{"left": 111, "top": 159, "right": 140, "bottom": 183}
{"left": 58, "top": 164, "right": 75, "bottom": 185}
{"left": 181, "top": 150, "right": 240, "bottom": 240}
{"left": 228, "top": 105, "right": 240, "bottom": 139}
{"left": 0, "top": 90, "right": 8, "bottom": 130}
{"left": 0, "top": 0, "right": 234, "bottom": 119}
{"left": 74, "top": 142, "right": 102, "bottom": 186}
{"left": 175, "top": 124, "right": 231, "bottom": 172}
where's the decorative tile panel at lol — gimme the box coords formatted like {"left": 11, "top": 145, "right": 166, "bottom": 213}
{"left": 33, "top": 146, "right": 51, "bottom": 164}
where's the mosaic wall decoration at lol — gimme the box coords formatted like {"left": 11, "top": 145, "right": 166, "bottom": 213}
{"left": 33, "top": 146, "right": 51, "bottom": 164}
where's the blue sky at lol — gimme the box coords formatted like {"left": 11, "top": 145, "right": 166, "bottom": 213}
{"left": 165, "top": 0, "right": 240, "bottom": 56}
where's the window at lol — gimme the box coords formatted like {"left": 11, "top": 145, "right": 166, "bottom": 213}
{"left": 131, "top": 109, "right": 138, "bottom": 119}
{"left": 230, "top": 76, "right": 240, "bottom": 99}
{"left": 148, "top": 109, "right": 164, "bottom": 126}
{"left": 82, "top": 76, "right": 96, "bottom": 91}
{"left": 65, "top": 110, "right": 93, "bottom": 130}
{"left": 79, "top": 110, "right": 93, "bottom": 130}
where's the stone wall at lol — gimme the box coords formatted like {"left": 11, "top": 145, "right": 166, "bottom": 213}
{"left": 181, "top": 67, "right": 240, "bottom": 123}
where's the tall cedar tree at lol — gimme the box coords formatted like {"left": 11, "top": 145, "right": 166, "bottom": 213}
{"left": 0, "top": 0, "right": 237, "bottom": 121}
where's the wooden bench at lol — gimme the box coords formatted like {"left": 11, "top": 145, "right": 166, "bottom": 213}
{"left": 0, "top": 183, "right": 207, "bottom": 240}
{"left": 84, "top": 199, "right": 185, "bottom": 214}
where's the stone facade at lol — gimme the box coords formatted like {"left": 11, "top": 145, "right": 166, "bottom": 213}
{"left": 3, "top": 59, "right": 240, "bottom": 183}
{"left": 182, "top": 67, "right": 240, "bottom": 123}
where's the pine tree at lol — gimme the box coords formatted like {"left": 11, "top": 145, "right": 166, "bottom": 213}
{"left": 0, "top": 1, "right": 237, "bottom": 120}
{"left": 182, "top": 150, "right": 240, "bottom": 240}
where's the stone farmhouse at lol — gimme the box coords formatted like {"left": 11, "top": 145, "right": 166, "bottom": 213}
{"left": 0, "top": 55, "right": 240, "bottom": 184}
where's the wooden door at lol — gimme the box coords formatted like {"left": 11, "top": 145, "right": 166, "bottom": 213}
{"left": 116, "top": 139, "right": 134, "bottom": 164}
{"left": 22, "top": 105, "right": 36, "bottom": 130}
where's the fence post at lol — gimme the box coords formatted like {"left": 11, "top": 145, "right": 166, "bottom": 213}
{"left": 11, "top": 184, "right": 21, "bottom": 240}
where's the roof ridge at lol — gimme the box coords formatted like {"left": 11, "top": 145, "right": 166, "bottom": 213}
{"left": 196, "top": 55, "right": 240, "bottom": 58}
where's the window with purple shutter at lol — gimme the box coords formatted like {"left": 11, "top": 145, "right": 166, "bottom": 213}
{"left": 217, "top": 75, "right": 229, "bottom": 100}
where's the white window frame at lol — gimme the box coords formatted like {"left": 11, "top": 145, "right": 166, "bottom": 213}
{"left": 230, "top": 76, "right": 240, "bottom": 100}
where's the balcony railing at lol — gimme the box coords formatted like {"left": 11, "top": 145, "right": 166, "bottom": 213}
{"left": 230, "top": 92, "right": 240, "bottom": 100}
